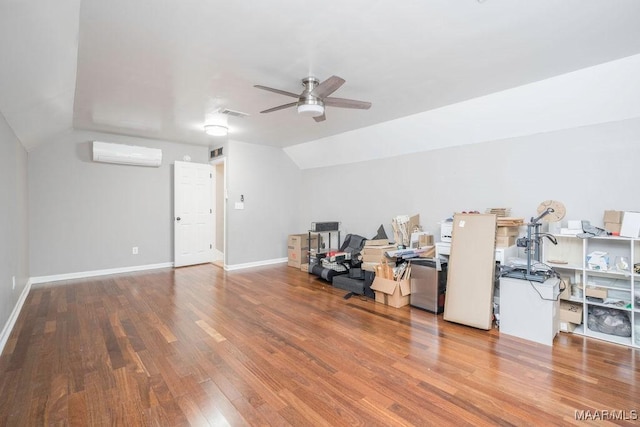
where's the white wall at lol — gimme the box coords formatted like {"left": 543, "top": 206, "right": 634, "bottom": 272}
{"left": 225, "top": 140, "right": 301, "bottom": 267}
{"left": 0, "top": 113, "right": 29, "bottom": 344}
{"left": 290, "top": 54, "right": 640, "bottom": 240}
{"left": 27, "top": 131, "right": 301, "bottom": 276}
{"left": 28, "top": 130, "right": 209, "bottom": 277}
{"left": 14, "top": 53, "right": 640, "bottom": 281}
{"left": 286, "top": 53, "right": 640, "bottom": 170}
{"left": 300, "top": 117, "right": 640, "bottom": 239}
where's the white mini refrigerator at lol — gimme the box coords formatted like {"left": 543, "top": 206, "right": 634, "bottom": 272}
{"left": 499, "top": 277, "right": 560, "bottom": 346}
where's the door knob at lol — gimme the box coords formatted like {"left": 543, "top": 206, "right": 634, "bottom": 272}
{"left": 176, "top": 217, "right": 181, "bottom": 221}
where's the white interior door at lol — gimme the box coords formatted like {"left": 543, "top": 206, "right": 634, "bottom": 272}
{"left": 174, "top": 161, "right": 214, "bottom": 267}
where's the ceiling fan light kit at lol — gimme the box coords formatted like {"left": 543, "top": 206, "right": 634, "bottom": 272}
{"left": 204, "top": 124, "right": 228, "bottom": 136}
{"left": 297, "top": 103, "right": 324, "bottom": 117}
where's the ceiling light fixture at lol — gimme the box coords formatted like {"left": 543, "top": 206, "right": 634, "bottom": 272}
{"left": 204, "top": 124, "right": 228, "bottom": 136}
{"left": 297, "top": 103, "right": 324, "bottom": 117}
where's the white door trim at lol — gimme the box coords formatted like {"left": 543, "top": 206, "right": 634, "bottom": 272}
{"left": 210, "top": 156, "right": 227, "bottom": 267}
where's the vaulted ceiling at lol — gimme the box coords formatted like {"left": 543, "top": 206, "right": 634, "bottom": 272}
{"left": 2, "top": 0, "right": 640, "bottom": 152}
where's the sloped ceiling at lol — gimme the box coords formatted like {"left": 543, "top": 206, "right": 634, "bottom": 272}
{"left": 2, "top": 0, "right": 640, "bottom": 152}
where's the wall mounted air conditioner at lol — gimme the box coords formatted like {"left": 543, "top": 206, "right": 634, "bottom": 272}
{"left": 92, "top": 141, "right": 162, "bottom": 167}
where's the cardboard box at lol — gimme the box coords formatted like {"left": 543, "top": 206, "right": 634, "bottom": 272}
{"left": 300, "top": 263, "right": 309, "bottom": 273}
{"left": 417, "top": 246, "right": 436, "bottom": 258}
{"left": 361, "top": 253, "right": 387, "bottom": 263}
{"left": 604, "top": 222, "right": 621, "bottom": 234}
{"left": 287, "top": 250, "right": 306, "bottom": 268}
{"left": 365, "top": 239, "right": 390, "bottom": 246}
{"left": 585, "top": 286, "right": 607, "bottom": 299}
{"left": 361, "top": 262, "right": 379, "bottom": 272}
{"left": 287, "top": 234, "right": 319, "bottom": 268}
{"left": 360, "top": 245, "right": 396, "bottom": 264}
{"left": 559, "top": 301, "right": 583, "bottom": 324}
{"left": 370, "top": 277, "right": 411, "bottom": 308}
{"left": 361, "top": 244, "right": 396, "bottom": 258}
{"left": 603, "top": 210, "right": 623, "bottom": 224}
{"left": 409, "top": 232, "right": 434, "bottom": 249}
{"left": 496, "top": 226, "right": 519, "bottom": 237}
{"left": 288, "top": 234, "right": 319, "bottom": 251}
{"left": 419, "top": 234, "right": 434, "bottom": 247}
{"left": 559, "top": 321, "right": 578, "bottom": 333}
{"left": 495, "top": 235, "right": 516, "bottom": 247}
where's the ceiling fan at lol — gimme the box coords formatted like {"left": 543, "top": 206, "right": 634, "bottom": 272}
{"left": 254, "top": 75, "right": 371, "bottom": 122}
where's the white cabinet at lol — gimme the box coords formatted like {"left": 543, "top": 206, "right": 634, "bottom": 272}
{"left": 500, "top": 277, "right": 560, "bottom": 346}
{"left": 543, "top": 234, "right": 639, "bottom": 348}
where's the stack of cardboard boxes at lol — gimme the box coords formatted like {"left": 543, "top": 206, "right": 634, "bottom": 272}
{"left": 358, "top": 239, "right": 409, "bottom": 308}
{"left": 495, "top": 226, "right": 519, "bottom": 248}
{"left": 359, "top": 240, "right": 396, "bottom": 272}
{"left": 559, "top": 275, "right": 583, "bottom": 333}
{"left": 495, "top": 217, "right": 524, "bottom": 248}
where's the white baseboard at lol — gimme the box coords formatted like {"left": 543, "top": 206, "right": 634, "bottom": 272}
{"left": 224, "top": 257, "right": 287, "bottom": 271}
{"left": 30, "top": 262, "right": 174, "bottom": 285}
{"left": 0, "top": 278, "right": 32, "bottom": 356}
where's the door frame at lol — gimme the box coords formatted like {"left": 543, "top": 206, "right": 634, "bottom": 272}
{"left": 210, "top": 156, "right": 227, "bottom": 268}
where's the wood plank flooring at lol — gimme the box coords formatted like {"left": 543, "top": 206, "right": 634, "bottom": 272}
{"left": 0, "top": 263, "right": 638, "bottom": 426}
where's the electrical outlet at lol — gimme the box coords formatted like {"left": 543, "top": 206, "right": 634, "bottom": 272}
{"left": 234, "top": 202, "right": 244, "bottom": 210}
{"left": 132, "top": 246, "right": 139, "bottom": 255}
{"left": 12, "top": 276, "right": 15, "bottom": 290}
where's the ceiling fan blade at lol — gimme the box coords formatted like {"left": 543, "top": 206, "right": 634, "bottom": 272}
{"left": 324, "top": 97, "right": 372, "bottom": 109}
{"left": 310, "top": 76, "right": 345, "bottom": 99}
{"left": 313, "top": 113, "right": 326, "bottom": 123}
{"left": 254, "top": 85, "right": 300, "bottom": 98}
{"left": 259, "top": 102, "right": 297, "bottom": 114}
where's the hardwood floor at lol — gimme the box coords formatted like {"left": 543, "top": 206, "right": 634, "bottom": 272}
{"left": 0, "top": 264, "right": 638, "bottom": 426}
